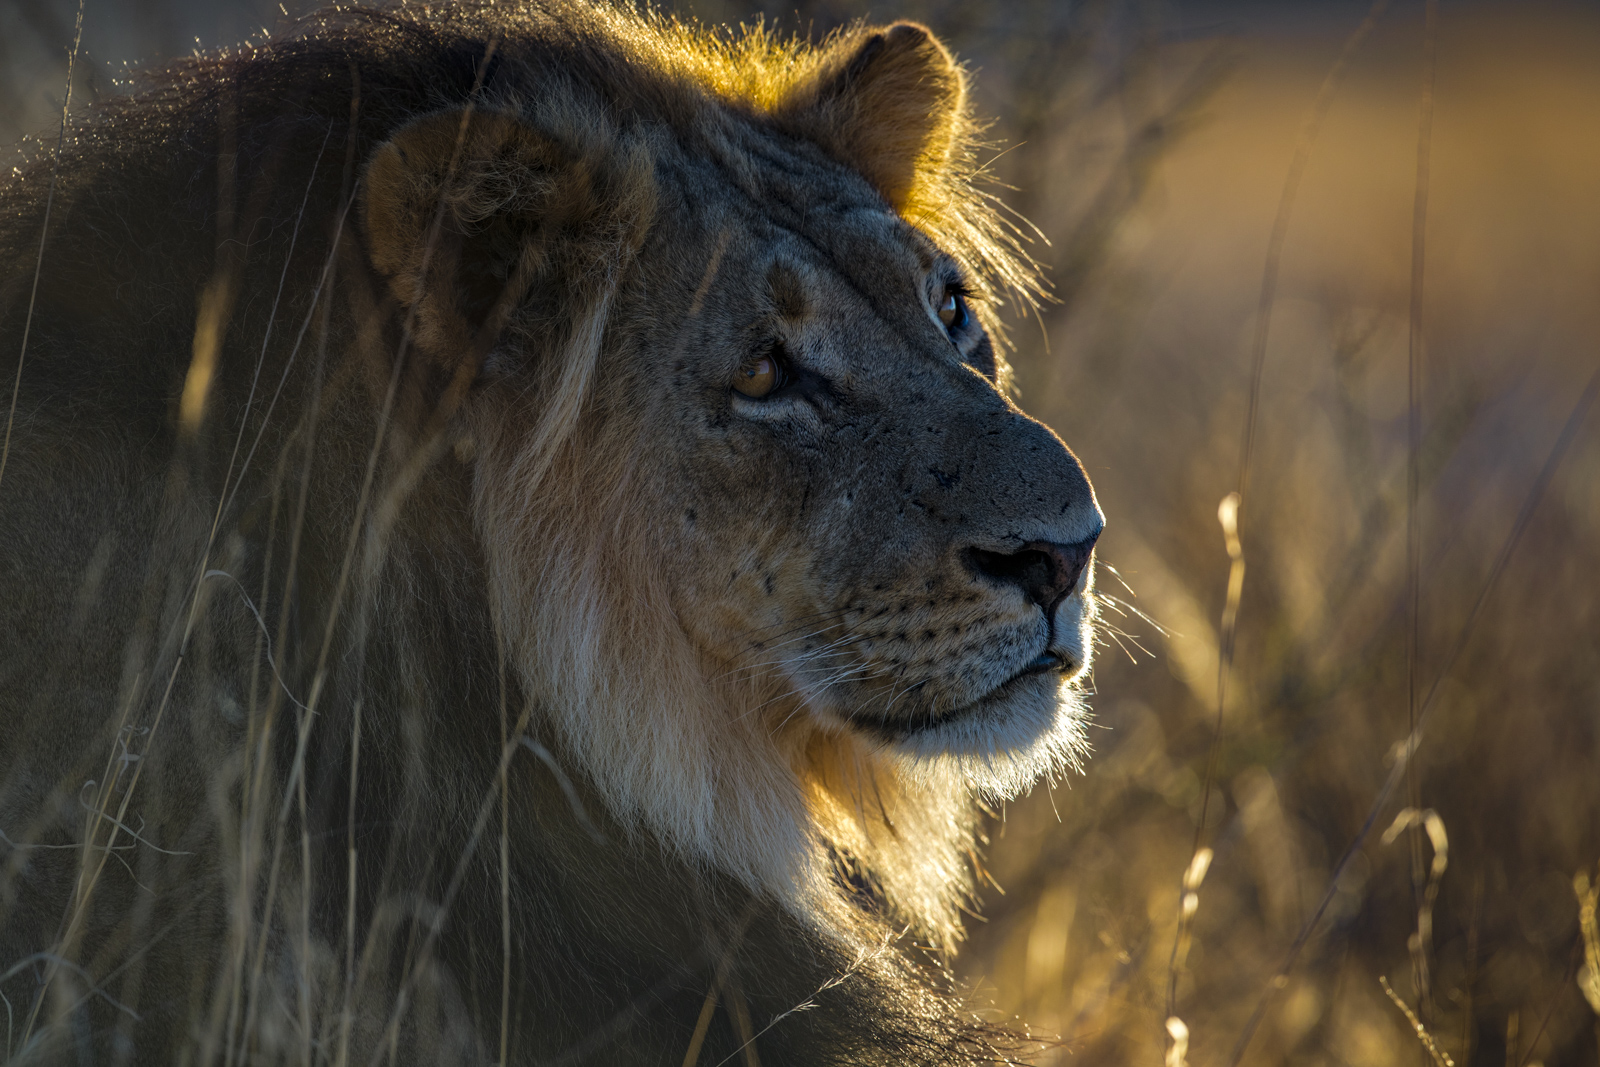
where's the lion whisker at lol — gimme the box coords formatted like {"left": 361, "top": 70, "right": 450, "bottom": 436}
{"left": 711, "top": 608, "right": 855, "bottom": 659}
{"left": 710, "top": 624, "right": 856, "bottom": 682}
{"left": 1095, "top": 588, "right": 1170, "bottom": 637}
{"left": 1099, "top": 626, "right": 1146, "bottom": 665}
{"left": 729, "top": 644, "right": 878, "bottom": 726}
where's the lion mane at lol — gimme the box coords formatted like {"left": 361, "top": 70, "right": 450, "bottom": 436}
{"left": 0, "top": 2, "right": 1102, "bottom": 1063}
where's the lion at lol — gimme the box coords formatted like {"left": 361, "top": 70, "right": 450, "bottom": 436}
{"left": 0, "top": 1, "right": 1102, "bottom": 1062}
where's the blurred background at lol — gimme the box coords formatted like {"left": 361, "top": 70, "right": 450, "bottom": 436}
{"left": 6, "top": 0, "right": 1598, "bottom": 1063}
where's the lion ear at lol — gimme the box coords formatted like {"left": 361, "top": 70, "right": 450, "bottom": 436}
{"left": 361, "top": 108, "right": 652, "bottom": 392}
{"left": 365, "top": 111, "right": 543, "bottom": 364}
{"left": 777, "top": 22, "right": 966, "bottom": 213}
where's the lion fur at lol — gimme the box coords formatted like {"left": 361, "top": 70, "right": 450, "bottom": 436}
{"left": 0, "top": 2, "right": 1097, "bottom": 1063}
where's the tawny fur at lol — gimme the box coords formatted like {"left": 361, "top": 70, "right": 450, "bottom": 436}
{"left": 0, "top": 2, "right": 1101, "bottom": 1063}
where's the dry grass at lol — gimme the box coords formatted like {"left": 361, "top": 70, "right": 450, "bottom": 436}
{"left": 3, "top": 0, "right": 1599, "bottom": 1063}
{"left": 943, "top": 5, "right": 1600, "bottom": 1064}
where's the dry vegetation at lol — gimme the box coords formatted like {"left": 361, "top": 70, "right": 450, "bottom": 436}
{"left": 4, "top": 0, "right": 1598, "bottom": 1063}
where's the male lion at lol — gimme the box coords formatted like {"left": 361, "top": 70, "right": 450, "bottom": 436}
{"left": 0, "top": 2, "right": 1101, "bottom": 1062}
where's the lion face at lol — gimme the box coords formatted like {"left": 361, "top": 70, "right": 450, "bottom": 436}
{"left": 636, "top": 187, "right": 1102, "bottom": 761}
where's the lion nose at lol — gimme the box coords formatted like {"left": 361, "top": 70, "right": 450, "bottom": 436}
{"left": 969, "top": 530, "right": 1101, "bottom": 613}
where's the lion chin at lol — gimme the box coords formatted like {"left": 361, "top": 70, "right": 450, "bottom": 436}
{"left": 825, "top": 603, "right": 1096, "bottom": 784}
{"left": 0, "top": 1, "right": 1103, "bottom": 1062}
{"left": 795, "top": 558, "right": 1100, "bottom": 799}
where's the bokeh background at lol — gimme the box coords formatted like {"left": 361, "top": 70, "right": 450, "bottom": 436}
{"left": 6, "top": 0, "right": 1598, "bottom": 1063}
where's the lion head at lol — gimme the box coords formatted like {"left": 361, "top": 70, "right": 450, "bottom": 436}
{"left": 359, "top": 12, "right": 1102, "bottom": 945}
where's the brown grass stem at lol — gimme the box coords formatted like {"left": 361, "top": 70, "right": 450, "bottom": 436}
{"left": 1405, "top": 0, "right": 1440, "bottom": 1027}
{"left": 1577, "top": 865, "right": 1600, "bottom": 1018}
{"left": 371, "top": 697, "right": 536, "bottom": 1063}
{"left": 498, "top": 638, "right": 512, "bottom": 1067}
{"left": 335, "top": 697, "right": 362, "bottom": 1067}
{"left": 681, "top": 979, "right": 721, "bottom": 1067}
{"left": 25, "top": 652, "right": 181, "bottom": 1048}
{"left": 0, "top": 0, "right": 81, "bottom": 502}
{"left": 1380, "top": 975, "right": 1454, "bottom": 1067}
{"left": 1384, "top": 808, "right": 1449, "bottom": 1024}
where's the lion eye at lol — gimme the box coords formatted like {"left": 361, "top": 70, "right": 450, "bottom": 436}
{"left": 937, "top": 288, "right": 967, "bottom": 331}
{"left": 734, "top": 354, "right": 780, "bottom": 398}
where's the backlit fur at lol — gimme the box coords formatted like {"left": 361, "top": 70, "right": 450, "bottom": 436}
{"left": 0, "top": 2, "right": 1101, "bottom": 1062}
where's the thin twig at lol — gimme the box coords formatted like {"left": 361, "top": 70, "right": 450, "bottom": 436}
{"left": 0, "top": 0, "right": 84, "bottom": 497}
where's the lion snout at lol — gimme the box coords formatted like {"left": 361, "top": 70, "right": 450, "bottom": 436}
{"left": 966, "top": 530, "right": 1100, "bottom": 615}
